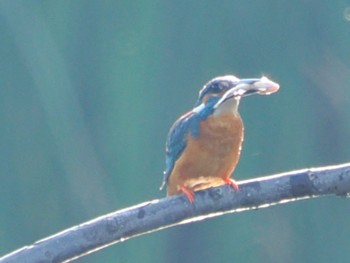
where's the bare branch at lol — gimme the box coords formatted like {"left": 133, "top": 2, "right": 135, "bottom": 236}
{"left": 1, "top": 163, "right": 350, "bottom": 263}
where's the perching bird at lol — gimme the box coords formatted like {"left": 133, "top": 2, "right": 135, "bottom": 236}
{"left": 160, "top": 75, "right": 280, "bottom": 202}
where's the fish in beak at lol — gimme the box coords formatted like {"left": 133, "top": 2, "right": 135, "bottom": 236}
{"left": 214, "top": 76, "right": 280, "bottom": 109}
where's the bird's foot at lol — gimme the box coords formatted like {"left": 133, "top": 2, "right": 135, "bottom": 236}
{"left": 180, "top": 185, "right": 195, "bottom": 203}
{"left": 224, "top": 178, "right": 239, "bottom": 191}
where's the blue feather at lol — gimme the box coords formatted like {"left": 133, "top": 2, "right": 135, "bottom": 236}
{"left": 161, "top": 97, "right": 220, "bottom": 189}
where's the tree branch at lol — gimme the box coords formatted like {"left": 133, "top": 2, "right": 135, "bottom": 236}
{"left": 1, "top": 163, "right": 350, "bottom": 263}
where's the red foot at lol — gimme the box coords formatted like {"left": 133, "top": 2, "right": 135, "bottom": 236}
{"left": 224, "top": 178, "right": 239, "bottom": 191}
{"left": 180, "top": 185, "right": 195, "bottom": 203}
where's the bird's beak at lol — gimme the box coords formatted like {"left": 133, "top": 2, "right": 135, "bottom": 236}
{"left": 214, "top": 76, "right": 280, "bottom": 109}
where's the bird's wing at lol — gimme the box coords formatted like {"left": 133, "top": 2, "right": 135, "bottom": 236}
{"left": 160, "top": 111, "right": 200, "bottom": 189}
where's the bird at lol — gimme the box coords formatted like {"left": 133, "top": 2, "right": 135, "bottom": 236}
{"left": 160, "top": 75, "right": 280, "bottom": 203}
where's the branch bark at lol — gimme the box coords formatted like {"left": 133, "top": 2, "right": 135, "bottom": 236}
{"left": 1, "top": 163, "right": 350, "bottom": 263}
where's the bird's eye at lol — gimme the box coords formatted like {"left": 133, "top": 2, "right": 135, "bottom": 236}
{"left": 197, "top": 81, "right": 231, "bottom": 105}
{"left": 210, "top": 82, "right": 229, "bottom": 94}
{"left": 210, "top": 84, "right": 222, "bottom": 94}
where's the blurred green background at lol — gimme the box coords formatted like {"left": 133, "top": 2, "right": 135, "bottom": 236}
{"left": 1, "top": 1, "right": 350, "bottom": 262}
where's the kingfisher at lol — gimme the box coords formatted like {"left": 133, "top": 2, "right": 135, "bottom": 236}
{"left": 160, "top": 75, "right": 280, "bottom": 203}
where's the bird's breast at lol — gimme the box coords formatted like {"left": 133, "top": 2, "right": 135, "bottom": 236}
{"left": 198, "top": 113, "right": 243, "bottom": 157}
{"left": 167, "top": 112, "right": 244, "bottom": 194}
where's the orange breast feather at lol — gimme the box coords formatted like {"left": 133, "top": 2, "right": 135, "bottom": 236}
{"left": 167, "top": 113, "right": 243, "bottom": 195}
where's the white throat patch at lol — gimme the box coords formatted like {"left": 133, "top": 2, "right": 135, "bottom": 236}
{"left": 192, "top": 103, "right": 205, "bottom": 113}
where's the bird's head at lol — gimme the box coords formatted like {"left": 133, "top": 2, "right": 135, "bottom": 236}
{"left": 195, "top": 75, "right": 240, "bottom": 106}
{"left": 193, "top": 75, "right": 279, "bottom": 116}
